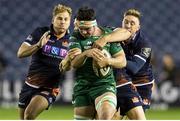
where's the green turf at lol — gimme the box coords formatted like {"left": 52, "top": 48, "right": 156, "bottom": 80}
{"left": 146, "top": 108, "right": 180, "bottom": 120}
{"left": 0, "top": 105, "right": 74, "bottom": 120}
{"left": 0, "top": 105, "right": 180, "bottom": 120}
{"left": 37, "top": 105, "right": 74, "bottom": 120}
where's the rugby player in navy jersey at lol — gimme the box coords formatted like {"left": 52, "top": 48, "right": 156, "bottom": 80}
{"left": 17, "top": 4, "right": 78, "bottom": 120}
{"left": 93, "top": 9, "right": 154, "bottom": 119}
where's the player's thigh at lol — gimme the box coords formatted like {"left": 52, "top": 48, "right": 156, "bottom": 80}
{"left": 25, "top": 95, "right": 48, "bottom": 118}
{"left": 18, "top": 83, "right": 36, "bottom": 109}
{"left": 73, "top": 94, "right": 96, "bottom": 119}
{"left": 126, "top": 106, "right": 146, "bottom": 120}
{"left": 136, "top": 83, "right": 153, "bottom": 111}
{"left": 136, "top": 83, "right": 153, "bottom": 99}
{"left": 74, "top": 105, "right": 96, "bottom": 119}
{"left": 116, "top": 84, "right": 143, "bottom": 116}
{"left": 93, "top": 83, "right": 117, "bottom": 109}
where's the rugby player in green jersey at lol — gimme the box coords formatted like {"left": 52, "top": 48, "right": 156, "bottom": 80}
{"left": 69, "top": 6, "right": 131, "bottom": 120}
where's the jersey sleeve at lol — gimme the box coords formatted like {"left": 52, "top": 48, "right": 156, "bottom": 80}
{"left": 109, "top": 42, "right": 123, "bottom": 55}
{"left": 126, "top": 39, "right": 152, "bottom": 74}
{"left": 24, "top": 27, "right": 46, "bottom": 45}
{"left": 69, "top": 34, "right": 82, "bottom": 50}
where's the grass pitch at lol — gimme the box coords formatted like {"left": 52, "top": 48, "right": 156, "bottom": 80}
{"left": 0, "top": 105, "right": 180, "bottom": 120}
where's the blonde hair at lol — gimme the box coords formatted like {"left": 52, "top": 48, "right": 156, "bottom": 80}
{"left": 124, "top": 9, "right": 141, "bottom": 20}
{"left": 53, "top": 4, "right": 72, "bottom": 17}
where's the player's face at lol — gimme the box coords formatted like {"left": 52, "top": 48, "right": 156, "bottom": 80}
{"left": 122, "top": 15, "right": 140, "bottom": 35}
{"left": 78, "top": 26, "right": 95, "bottom": 38}
{"left": 52, "top": 11, "right": 71, "bottom": 34}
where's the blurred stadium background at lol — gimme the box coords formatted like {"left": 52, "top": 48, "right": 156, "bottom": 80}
{"left": 0, "top": 0, "right": 180, "bottom": 119}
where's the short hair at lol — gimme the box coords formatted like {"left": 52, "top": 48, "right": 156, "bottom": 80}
{"left": 53, "top": 4, "right": 72, "bottom": 17}
{"left": 124, "top": 9, "right": 142, "bottom": 20}
{"left": 76, "top": 6, "right": 96, "bottom": 21}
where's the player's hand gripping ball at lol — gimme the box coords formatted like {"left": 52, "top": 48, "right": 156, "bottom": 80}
{"left": 92, "top": 49, "right": 111, "bottom": 77}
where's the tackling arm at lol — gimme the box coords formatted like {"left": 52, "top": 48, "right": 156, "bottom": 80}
{"left": 104, "top": 28, "right": 131, "bottom": 42}
{"left": 126, "top": 55, "right": 146, "bottom": 74}
{"left": 126, "top": 44, "right": 152, "bottom": 74}
{"left": 93, "top": 28, "right": 131, "bottom": 48}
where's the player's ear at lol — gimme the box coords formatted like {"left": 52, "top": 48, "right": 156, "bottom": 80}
{"left": 138, "top": 24, "right": 140, "bottom": 30}
{"left": 52, "top": 17, "right": 54, "bottom": 24}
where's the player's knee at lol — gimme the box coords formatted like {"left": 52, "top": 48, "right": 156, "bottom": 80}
{"left": 96, "top": 95, "right": 117, "bottom": 111}
{"left": 127, "top": 106, "right": 146, "bottom": 120}
{"left": 96, "top": 95, "right": 117, "bottom": 119}
{"left": 98, "top": 107, "right": 114, "bottom": 120}
{"left": 74, "top": 115, "right": 93, "bottom": 120}
{"left": 24, "top": 113, "right": 36, "bottom": 120}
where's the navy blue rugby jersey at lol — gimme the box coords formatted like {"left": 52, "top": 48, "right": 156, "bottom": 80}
{"left": 114, "top": 68, "right": 132, "bottom": 86}
{"left": 121, "top": 30, "right": 154, "bottom": 85}
{"left": 24, "top": 25, "right": 70, "bottom": 88}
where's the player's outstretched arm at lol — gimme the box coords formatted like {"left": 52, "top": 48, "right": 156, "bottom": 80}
{"left": 17, "top": 31, "right": 50, "bottom": 58}
{"left": 93, "top": 28, "right": 131, "bottom": 48}
{"left": 17, "top": 42, "right": 41, "bottom": 58}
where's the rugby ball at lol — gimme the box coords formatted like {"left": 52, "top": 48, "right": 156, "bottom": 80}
{"left": 92, "top": 49, "right": 111, "bottom": 77}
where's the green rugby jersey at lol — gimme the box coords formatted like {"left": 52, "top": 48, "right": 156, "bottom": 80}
{"left": 70, "top": 27, "right": 123, "bottom": 83}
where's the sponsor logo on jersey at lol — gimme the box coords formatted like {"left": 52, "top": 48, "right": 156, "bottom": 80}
{"left": 84, "top": 46, "right": 91, "bottom": 49}
{"left": 43, "top": 45, "right": 68, "bottom": 58}
{"left": 142, "top": 99, "right": 150, "bottom": 105}
{"left": 83, "top": 41, "right": 92, "bottom": 49}
{"left": 141, "top": 48, "right": 151, "bottom": 58}
{"left": 62, "top": 40, "right": 69, "bottom": 47}
{"left": 51, "top": 47, "right": 60, "bottom": 55}
{"left": 59, "top": 48, "right": 68, "bottom": 57}
{"left": 49, "top": 97, "right": 53, "bottom": 103}
{"left": 69, "top": 42, "right": 79, "bottom": 47}
{"left": 87, "top": 41, "right": 92, "bottom": 45}
{"left": 44, "top": 45, "right": 52, "bottom": 53}
{"left": 72, "top": 100, "right": 76, "bottom": 104}
{"left": 132, "top": 97, "right": 139, "bottom": 103}
{"left": 26, "top": 35, "right": 33, "bottom": 41}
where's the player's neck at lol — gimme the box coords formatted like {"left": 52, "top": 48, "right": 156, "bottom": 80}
{"left": 54, "top": 31, "right": 66, "bottom": 39}
{"left": 92, "top": 27, "right": 103, "bottom": 36}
